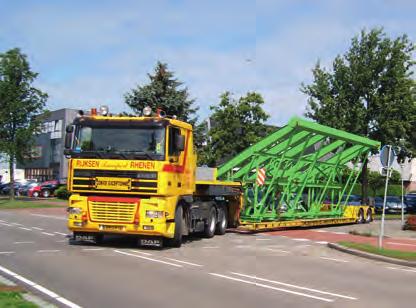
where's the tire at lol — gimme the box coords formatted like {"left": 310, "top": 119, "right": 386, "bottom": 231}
{"left": 94, "top": 234, "right": 104, "bottom": 245}
{"left": 165, "top": 205, "right": 184, "bottom": 248}
{"left": 42, "top": 189, "right": 51, "bottom": 198}
{"left": 357, "top": 208, "right": 365, "bottom": 224}
{"left": 215, "top": 207, "right": 227, "bottom": 235}
{"left": 32, "top": 191, "right": 39, "bottom": 198}
{"left": 204, "top": 207, "right": 217, "bottom": 238}
{"left": 365, "top": 208, "right": 373, "bottom": 223}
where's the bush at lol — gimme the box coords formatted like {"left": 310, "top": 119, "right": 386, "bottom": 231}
{"left": 55, "top": 186, "right": 71, "bottom": 200}
{"left": 349, "top": 183, "right": 403, "bottom": 197}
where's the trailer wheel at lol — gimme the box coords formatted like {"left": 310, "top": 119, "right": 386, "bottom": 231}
{"left": 215, "top": 207, "right": 227, "bottom": 235}
{"left": 365, "top": 208, "right": 373, "bottom": 223}
{"left": 204, "top": 207, "right": 217, "bottom": 238}
{"left": 357, "top": 208, "right": 365, "bottom": 224}
{"left": 165, "top": 204, "right": 184, "bottom": 248}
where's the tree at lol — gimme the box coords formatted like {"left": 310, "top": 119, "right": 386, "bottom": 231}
{"left": 301, "top": 28, "right": 416, "bottom": 204}
{"left": 200, "top": 92, "right": 269, "bottom": 166}
{"left": 124, "top": 61, "right": 198, "bottom": 123}
{"left": 0, "top": 48, "right": 48, "bottom": 199}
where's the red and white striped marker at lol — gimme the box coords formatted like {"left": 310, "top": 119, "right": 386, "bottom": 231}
{"left": 256, "top": 168, "right": 266, "bottom": 186}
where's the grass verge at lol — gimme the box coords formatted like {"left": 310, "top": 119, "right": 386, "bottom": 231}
{"left": 0, "top": 287, "right": 37, "bottom": 308}
{"left": 374, "top": 214, "right": 405, "bottom": 220}
{"left": 339, "top": 241, "right": 416, "bottom": 261}
{"left": 0, "top": 199, "right": 64, "bottom": 210}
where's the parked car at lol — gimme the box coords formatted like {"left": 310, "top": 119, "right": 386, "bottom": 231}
{"left": 28, "top": 184, "right": 42, "bottom": 198}
{"left": 405, "top": 194, "right": 416, "bottom": 214}
{"left": 28, "top": 180, "right": 61, "bottom": 198}
{"left": 1, "top": 182, "right": 23, "bottom": 196}
{"left": 385, "top": 196, "right": 407, "bottom": 214}
{"left": 374, "top": 197, "right": 384, "bottom": 213}
{"left": 19, "top": 182, "right": 40, "bottom": 196}
{"left": 340, "top": 194, "right": 362, "bottom": 205}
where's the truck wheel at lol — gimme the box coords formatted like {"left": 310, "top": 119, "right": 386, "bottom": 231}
{"left": 165, "top": 205, "right": 183, "bottom": 248}
{"left": 357, "top": 208, "right": 365, "bottom": 223}
{"left": 365, "top": 209, "right": 373, "bottom": 223}
{"left": 94, "top": 234, "right": 104, "bottom": 245}
{"left": 204, "top": 207, "right": 217, "bottom": 238}
{"left": 215, "top": 207, "right": 227, "bottom": 235}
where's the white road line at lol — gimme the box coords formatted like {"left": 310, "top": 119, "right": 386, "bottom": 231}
{"left": 256, "top": 238, "right": 271, "bottom": 241}
{"left": 265, "top": 248, "right": 290, "bottom": 253}
{"left": 37, "top": 250, "right": 61, "bottom": 253}
{"left": 54, "top": 232, "right": 68, "bottom": 236}
{"left": 18, "top": 227, "right": 31, "bottom": 231}
{"left": 294, "top": 244, "right": 311, "bottom": 248}
{"left": 209, "top": 273, "right": 333, "bottom": 302}
{"left": 56, "top": 240, "right": 67, "bottom": 242}
{"left": 0, "top": 265, "right": 81, "bottom": 308}
{"left": 230, "top": 272, "right": 357, "bottom": 300}
{"left": 14, "top": 241, "right": 35, "bottom": 244}
{"left": 31, "top": 214, "right": 66, "bottom": 220}
{"left": 0, "top": 219, "right": 5, "bottom": 222}
{"left": 128, "top": 250, "right": 153, "bottom": 256}
{"left": 202, "top": 246, "right": 219, "bottom": 249}
{"left": 315, "top": 241, "right": 328, "bottom": 245}
{"left": 42, "top": 232, "right": 55, "bottom": 236}
{"left": 0, "top": 222, "right": 13, "bottom": 226}
{"left": 114, "top": 250, "right": 183, "bottom": 268}
{"left": 332, "top": 232, "right": 348, "bottom": 235}
{"left": 82, "top": 248, "right": 105, "bottom": 251}
{"left": 10, "top": 222, "right": 23, "bottom": 226}
{"left": 32, "top": 227, "right": 43, "bottom": 231}
{"left": 314, "top": 230, "right": 328, "bottom": 233}
{"left": 0, "top": 252, "right": 15, "bottom": 255}
{"left": 165, "top": 258, "right": 203, "bottom": 267}
{"left": 386, "top": 242, "right": 416, "bottom": 247}
{"left": 386, "top": 266, "right": 416, "bottom": 273}
{"left": 320, "top": 256, "right": 349, "bottom": 263}
{"left": 291, "top": 238, "right": 310, "bottom": 242}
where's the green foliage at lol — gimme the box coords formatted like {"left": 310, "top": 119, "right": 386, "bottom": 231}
{"left": 55, "top": 185, "right": 71, "bottom": 200}
{"left": 0, "top": 291, "right": 37, "bottom": 308}
{"left": 301, "top": 28, "right": 416, "bottom": 202}
{"left": 124, "top": 61, "right": 198, "bottom": 124}
{"left": 339, "top": 241, "right": 416, "bottom": 261}
{"left": 199, "top": 92, "right": 269, "bottom": 166}
{"left": 0, "top": 48, "right": 48, "bottom": 199}
{"left": 390, "top": 169, "right": 402, "bottom": 184}
{"left": 368, "top": 171, "right": 385, "bottom": 195}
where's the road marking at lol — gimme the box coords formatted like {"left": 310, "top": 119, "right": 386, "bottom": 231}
{"left": 165, "top": 258, "right": 203, "bottom": 267}
{"left": 0, "top": 265, "right": 81, "bottom": 308}
{"left": 0, "top": 222, "right": 13, "bottom": 226}
{"left": 256, "top": 238, "right": 271, "bottom": 241}
{"left": 386, "top": 242, "right": 416, "bottom": 247}
{"left": 18, "top": 227, "right": 31, "bottom": 231}
{"left": 386, "top": 266, "right": 416, "bottom": 273}
{"left": 291, "top": 238, "right": 310, "bottom": 242}
{"left": 10, "top": 222, "right": 23, "bottom": 226}
{"left": 128, "top": 250, "right": 153, "bottom": 256}
{"left": 31, "top": 214, "right": 66, "bottom": 220}
{"left": 0, "top": 219, "right": 5, "bottom": 222}
{"left": 202, "top": 246, "right": 219, "bottom": 249}
{"left": 56, "top": 240, "right": 67, "bottom": 242}
{"left": 314, "top": 230, "right": 328, "bottom": 233}
{"left": 294, "top": 244, "right": 311, "bottom": 248}
{"left": 320, "top": 256, "right": 349, "bottom": 263}
{"left": 231, "top": 272, "right": 357, "bottom": 300}
{"left": 82, "top": 248, "right": 105, "bottom": 251}
{"left": 316, "top": 241, "right": 328, "bottom": 245}
{"left": 37, "top": 250, "right": 61, "bottom": 253}
{"left": 265, "top": 248, "right": 290, "bottom": 253}
{"left": 114, "top": 250, "right": 183, "bottom": 268}
{"left": 42, "top": 232, "right": 55, "bottom": 236}
{"left": 32, "top": 227, "right": 43, "bottom": 231}
{"left": 209, "top": 273, "right": 333, "bottom": 302}
{"left": 54, "top": 232, "right": 67, "bottom": 236}
{"left": 333, "top": 231, "right": 348, "bottom": 235}
{"left": 14, "top": 241, "right": 35, "bottom": 244}
{"left": 0, "top": 252, "right": 15, "bottom": 255}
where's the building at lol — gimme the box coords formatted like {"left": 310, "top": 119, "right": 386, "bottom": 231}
{"left": 17, "top": 108, "right": 79, "bottom": 182}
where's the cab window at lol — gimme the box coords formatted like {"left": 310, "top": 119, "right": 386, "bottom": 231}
{"left": 168, "top": 127, "right": 181, "bottom": 156}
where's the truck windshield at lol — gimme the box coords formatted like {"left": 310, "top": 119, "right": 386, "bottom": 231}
{"left": 74, "top": 126, "right": 166, "bottom": 160}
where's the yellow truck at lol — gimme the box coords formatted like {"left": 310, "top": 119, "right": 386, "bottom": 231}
{"left": 65, "top": 107, "right": 378, "bottom": 247}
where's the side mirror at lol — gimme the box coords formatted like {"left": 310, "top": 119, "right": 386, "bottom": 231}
{"left": 175, "top": 135, "right": 185, "bottom": 152}
{"left": 64, "top": 125, "right": 74, "bottom": 149}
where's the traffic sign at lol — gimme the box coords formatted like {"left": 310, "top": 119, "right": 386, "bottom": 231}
{"left": 380, "top": 145, "right": 395, "bottom": 168}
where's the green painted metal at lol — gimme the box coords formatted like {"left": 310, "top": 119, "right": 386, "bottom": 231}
{"left": 217, "top": 117, "right": 380, "bottom": 222}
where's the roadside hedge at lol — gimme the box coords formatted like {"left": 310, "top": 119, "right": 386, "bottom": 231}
{"left": 350, "top": 184, "right": 403, "bottom": 197}
{"left": 55, "top": 186, "right": 71, "bottom": 200}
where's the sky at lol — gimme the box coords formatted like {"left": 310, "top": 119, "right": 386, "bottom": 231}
{"left": 0, "top": 0, "right": 415, "bottom": 126}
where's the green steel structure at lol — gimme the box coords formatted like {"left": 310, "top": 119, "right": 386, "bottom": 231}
{"left": 217, "top": 117, "right": 380, "bottom": 222}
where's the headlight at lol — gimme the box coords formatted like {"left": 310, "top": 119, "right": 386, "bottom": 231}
{"left": 146, "top": 210, "right": 164, "bottom": 218}
{"left": 68, "top": 207, "right": 83, "bottom": 214}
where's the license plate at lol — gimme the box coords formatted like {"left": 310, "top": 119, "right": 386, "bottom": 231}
{"left": 99, "top": 224, "right": 125, "bottom": 231}
{"left": 139, "top": 238, "right": 162, "bottom": 247}
{"left": 95, "top": 177, "right": 131, "bottom": 191}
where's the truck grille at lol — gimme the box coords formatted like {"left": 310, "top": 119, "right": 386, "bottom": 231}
{"left": 89, "top": 200, "right": 137, "bottom": 223}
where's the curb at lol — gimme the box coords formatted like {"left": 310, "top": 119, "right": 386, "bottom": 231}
{"left": 327, "top": 242, "right": 416, "bottom": 268}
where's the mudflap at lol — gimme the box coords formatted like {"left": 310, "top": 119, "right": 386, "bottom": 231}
{"left": 138, "top": 237, "right": 163, "bottom": 248}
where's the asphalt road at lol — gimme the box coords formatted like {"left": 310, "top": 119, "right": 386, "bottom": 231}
{"left": 0, "top": 208, "right": 415, "bottom": 308}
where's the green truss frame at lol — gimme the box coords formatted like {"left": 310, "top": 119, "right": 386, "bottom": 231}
{"left": 217, "top": 117, "right": 380, "bottom": 222}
